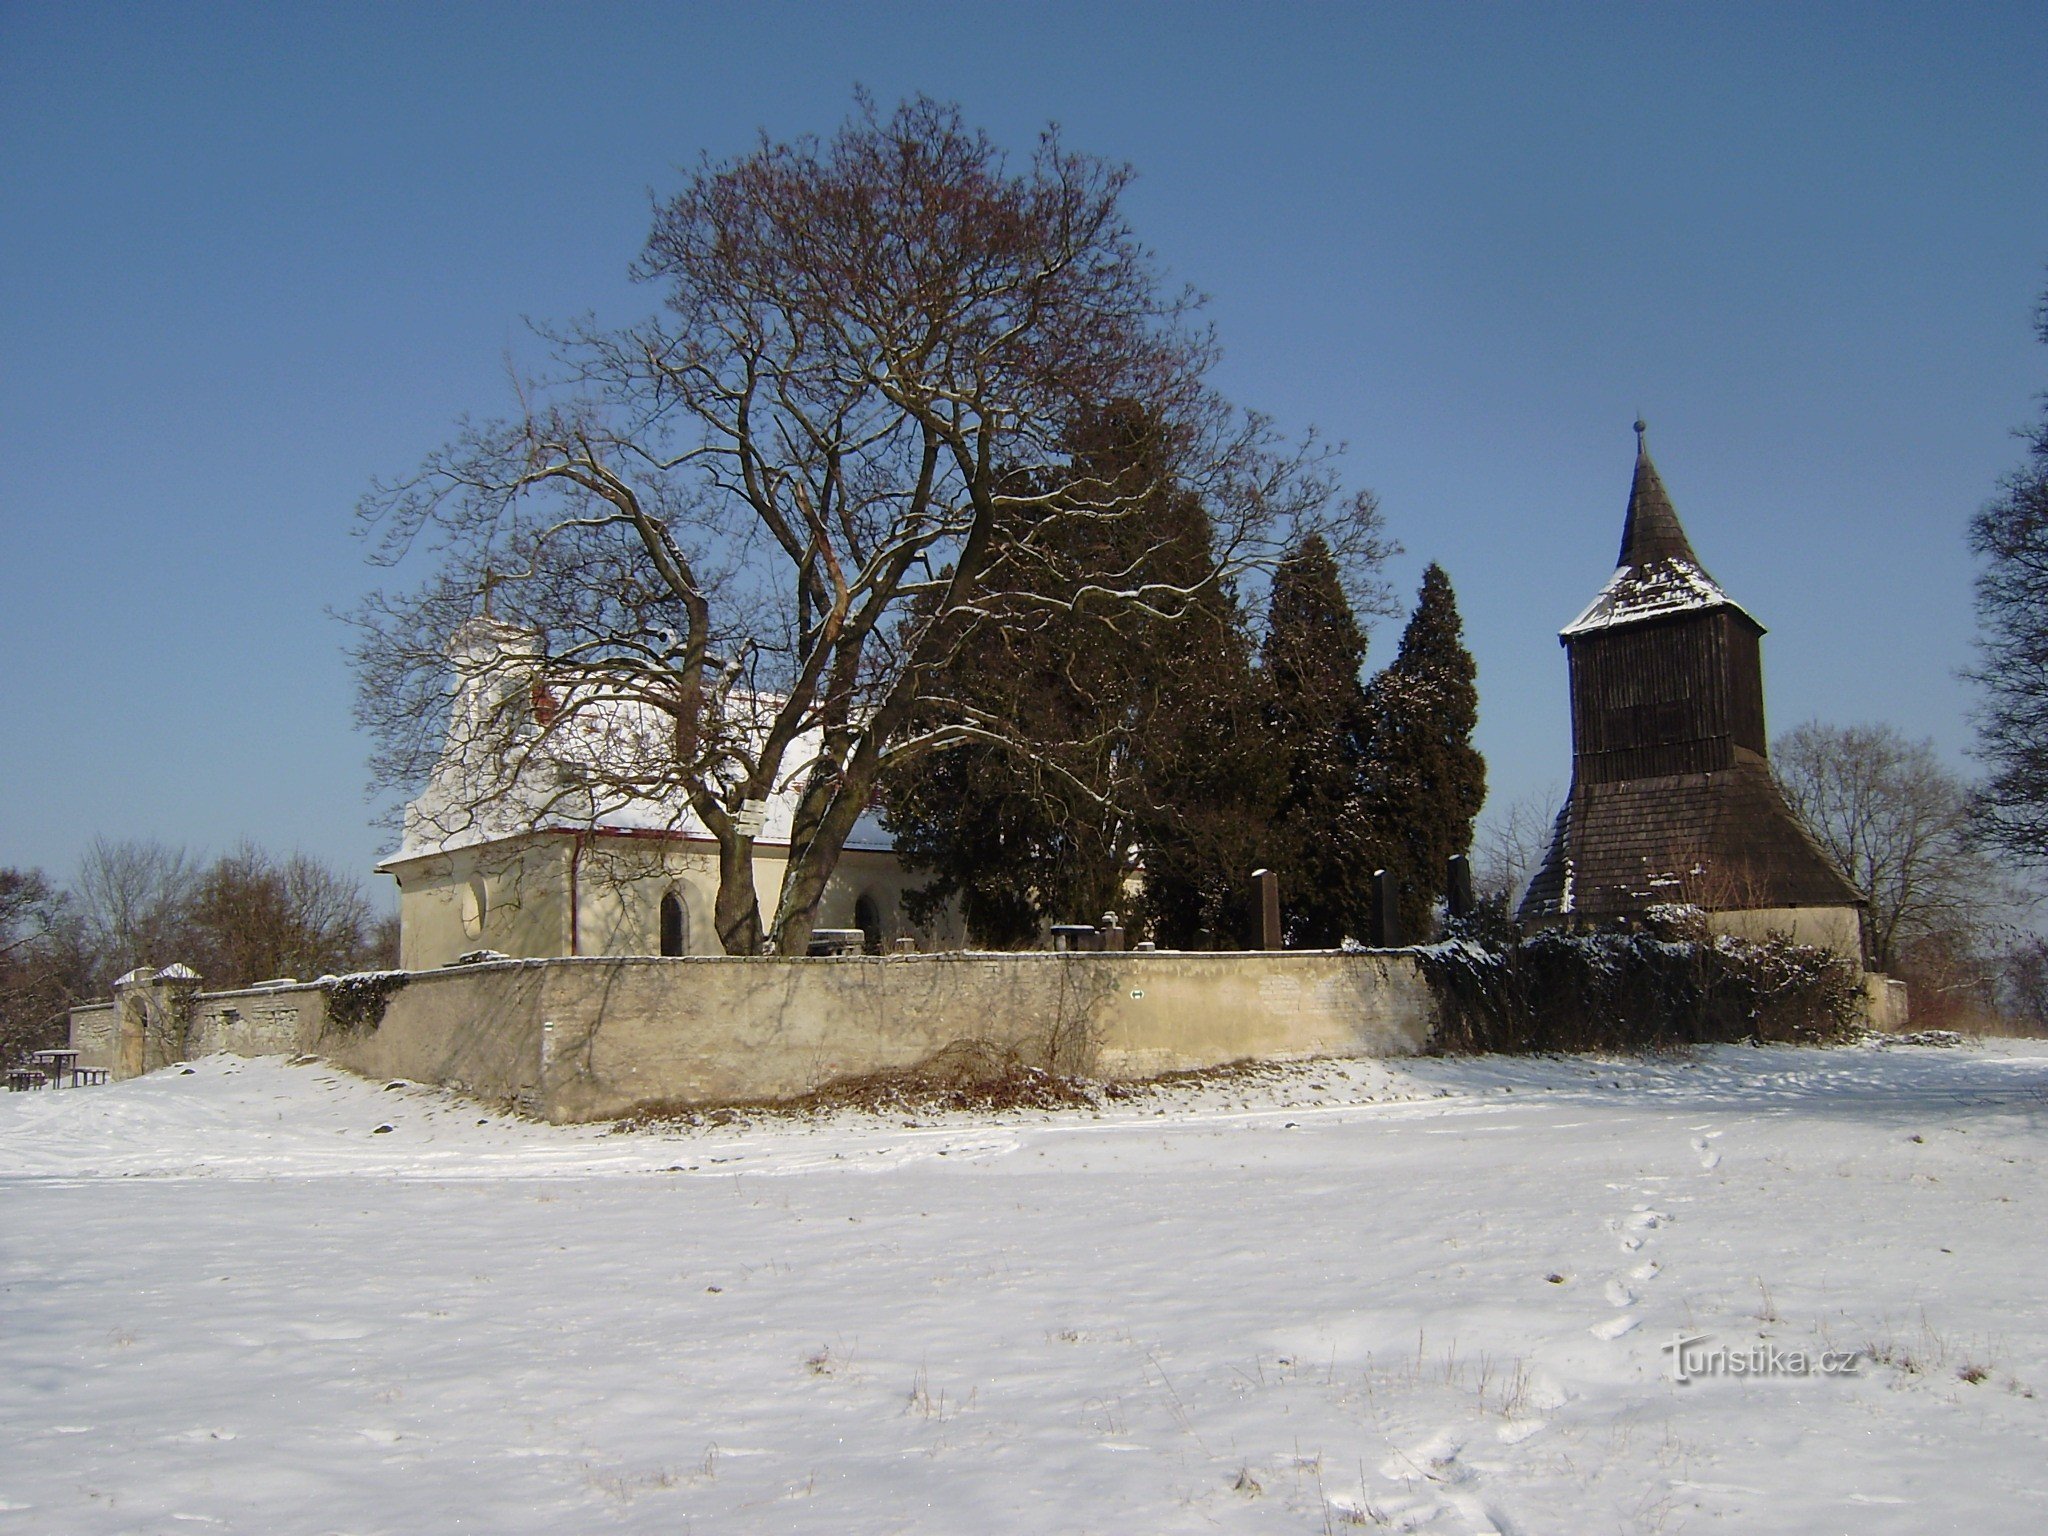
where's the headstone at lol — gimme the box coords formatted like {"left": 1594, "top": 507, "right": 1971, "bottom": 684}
{"left": 1446, "top": 855, "right": 1474, "bottom": 920}
{"left": 1372, "top": 870, "right": 1403, "bottom": 949}
{"left": 806, "top": 928, "right": 866, "bottom": 956}
{"left": 1252, "top": 869, "right": 1281, "bottom": 950}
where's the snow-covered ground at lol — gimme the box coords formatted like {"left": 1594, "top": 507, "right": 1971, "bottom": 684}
{"left": 4, "top": 1041, "right": 2045, "bottom": 1534}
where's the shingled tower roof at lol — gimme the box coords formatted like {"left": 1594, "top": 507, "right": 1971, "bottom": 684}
{"left": 1562, "top": 425, "right": 1754, "bottom": 639}
{"left": 1617, "top": 424, "right": 1700, "bottom": 567}
{"left": 1518, "top": 427, "right": 1860, "bottom": 928}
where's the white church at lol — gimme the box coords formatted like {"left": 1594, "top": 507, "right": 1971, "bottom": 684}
{"left": 377, "top": 619, "right": 954, "bottom": 969}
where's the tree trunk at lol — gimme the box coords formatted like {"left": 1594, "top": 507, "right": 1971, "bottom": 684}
{"left": 770, "top": 758, "right": 886, "bottom": 956}
{"left": 713, "top": 836, "right": 765, "bottom": 954}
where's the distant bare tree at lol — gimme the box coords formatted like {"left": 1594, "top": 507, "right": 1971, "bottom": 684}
{"left": 74, "top": 837, "right": 202, "bottom": 989}
{"left": 0, "top": 869, "right": 62, "bottom": 960}
{"left": 66, "top": 838, "right": 392, "bottom": 995}
{"left": 185, "top": 844, "right": 385, "bottom": 987}
{"left": 347, "top": 94, "right": 1384, "bottom": 956}
{"left": 1772, "top": 721, "right": 2022, "bottom": 973}
{"left": 1, "top": 868, "right": 90, "bottom": 1066}
{"left": 1472, "top": 788, "right": 1561, "bottom": 910}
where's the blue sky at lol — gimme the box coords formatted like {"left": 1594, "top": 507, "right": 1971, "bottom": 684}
{"left": 3, "top": 2, "right": 2044, "bottom": 904}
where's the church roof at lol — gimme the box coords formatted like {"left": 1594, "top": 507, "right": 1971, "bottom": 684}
{"left": 1560, "top": 428, "right": 1759, "bottom": 639}
{"left": 1518, "top": 756, "right": 1864, "bottom": 922}
{"left": 380, "top": 625, "right": 894, "bottom": 869}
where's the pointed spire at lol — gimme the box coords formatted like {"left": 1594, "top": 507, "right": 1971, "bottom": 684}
{"left": 1561, "top": 423, "right": 1754, "bottom": 638}
{"left": 1616, "top": 419, "right": 1702, "bottom": 570}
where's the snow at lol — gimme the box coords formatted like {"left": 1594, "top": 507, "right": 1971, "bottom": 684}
{"left": 390, "top": 652, "right": 894, "bottom": 867}
{"left": 5, "top": 1042, "right": 2047, "bottom": 1533}
{"left": 1560, "top": 556, "right": 1755, "bottom": 637}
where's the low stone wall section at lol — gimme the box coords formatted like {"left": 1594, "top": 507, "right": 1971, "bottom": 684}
{"left": 189, "top": 986, "right": 328, "bottom": 1058}
{"left": 529, "top": 949, "right": 1434, "bottom": 1121}
{"left": 72, "top": 949, "right": 1435, "bottom": 1121}
{"left": 69, "top": 1002, "right": 117, "bottom": 1073}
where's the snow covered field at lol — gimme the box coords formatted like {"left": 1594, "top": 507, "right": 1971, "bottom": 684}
{"left": 4, "top": 1041, "right": 2045, "bottom": 1535}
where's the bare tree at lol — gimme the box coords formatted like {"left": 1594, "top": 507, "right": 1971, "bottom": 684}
{"left": 1772, "top": 721, "right": 2021, "bottom": 973}
{"left": 1472, "top": 787, "right": 1560, "bottom": 910}
{"left": 349, "top": 95, "right": 1384, "bottom": 956}
{"left": 1, "top": 868, "right": 89, "bottom": 1066}
{"left": 66, "top": 838, "right": 391, "bottom": 995}
{"left": 73, "top": 836, "right": 202, "bottom": 989}
{"left": 0, "top": 869, "right": 64, "bottom": 960}
{"left": 185, "top": 844, "right": 385, "bottom": 987}
{"left": 1968, "top": 273, "right": 2048, "bottom": 860}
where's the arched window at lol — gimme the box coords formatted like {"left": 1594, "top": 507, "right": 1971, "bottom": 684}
{"left": 659, "top": 890, "right": 688, "bottom": 957}
{"left": 854, "top": 891, "right": 882, "bottom": 956}
{"left": 460, "top": 876, "right": 488, "bottom": 939}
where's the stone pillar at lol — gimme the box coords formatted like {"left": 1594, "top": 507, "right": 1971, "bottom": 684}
{"left": 112, "top": 964, "right": 204, "bottom": 1080}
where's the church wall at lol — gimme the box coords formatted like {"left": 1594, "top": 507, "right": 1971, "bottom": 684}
{"left": 387, "top": 832, "right": 964, "bottom": 967}
{"left": 388, "top": 837, "right": 571, "bottom": 970}
{"left": 567, "top": 838, "right": 955, "bottom": 957}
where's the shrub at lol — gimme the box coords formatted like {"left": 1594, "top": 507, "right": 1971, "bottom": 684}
{"left": 322, "top": 970, "right": 409, "bottom": 1036}
{"left": 1417, "top": 921, "right": 1860, "bottom": 1054}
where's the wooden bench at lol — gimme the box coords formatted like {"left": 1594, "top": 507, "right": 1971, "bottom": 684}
{"left": 6, "top": 1070, "right": 47, "bottom": 1092}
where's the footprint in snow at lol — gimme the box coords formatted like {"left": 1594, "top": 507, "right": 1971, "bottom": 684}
{"left": 1691, "top": 1135, "right": 1722, "bottom": 1170}
{"left": 1445, "top": 1491, "right": 1510, "bottom": 1535}
{"left": 1603, "top": 1279, "right": 1637, "bottom": 1308}
{"left": 1630, "top": 1259, "right": 1662, "bottom": 1283}
{"left": 1378, "top": 1428, "right": 1467, "bottom": 1484}
{"left": 1591, "top": 1314, "right": 1640, "bottom": 1340}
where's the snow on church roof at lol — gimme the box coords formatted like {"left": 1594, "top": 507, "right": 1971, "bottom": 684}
{"left": 379, "top": 626, "right": 894, "bottom": 869}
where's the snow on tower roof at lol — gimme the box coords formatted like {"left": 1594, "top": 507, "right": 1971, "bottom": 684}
{"left": 1560, "top": 424, "right": 1758, "bottom": 638}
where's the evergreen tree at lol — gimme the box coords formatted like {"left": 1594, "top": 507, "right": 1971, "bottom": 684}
{"left": 1129, "top": 602, "right": 1277, "bottom": 949}
{"left": 1258, "top": 535, "right": 1377, "bottom": 945}
{"left": 1359, "top": 564, "right": 1486, "bottom": 939}
{"left": 882, "top": 402, "right": 1273, "bottom": 947}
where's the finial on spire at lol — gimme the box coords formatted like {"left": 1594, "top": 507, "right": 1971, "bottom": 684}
{"left": 1633, "top": 417, "right": 1648, "bottom": 453}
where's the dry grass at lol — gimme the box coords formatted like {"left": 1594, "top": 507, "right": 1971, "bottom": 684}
{"left": 1100, "top": 1057, "right": 1297, "bottom": 1100}
{"left": 609, "top": 1045, "right": 1375, "bottom": 1130}
{"left": 615, "top": 1039, "right": 1096, "bottom": 1129}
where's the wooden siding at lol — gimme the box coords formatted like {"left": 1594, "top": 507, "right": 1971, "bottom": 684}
{"left": 1567, "top": 610, "right": 1766, "bottom": 783}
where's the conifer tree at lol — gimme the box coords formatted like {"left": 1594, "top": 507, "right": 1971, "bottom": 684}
{"left": 883, "top": 402, "right": 1273, "bottom": 946}
{"left": 1130, "top": 605, "right": 1277, "bottom": 949}
{"left": 1359, "top": 563, "right": 1486, "bottom": 939}
{"left": 1258, "top": 535, "right": 1377, "bottom": 945}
